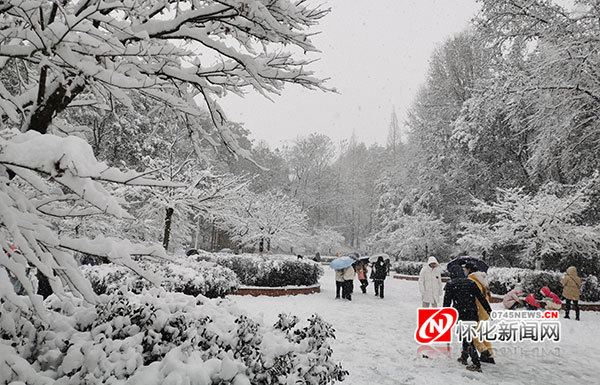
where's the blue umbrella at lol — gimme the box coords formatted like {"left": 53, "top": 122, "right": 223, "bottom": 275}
{"left": 329, "top": 256, "right": 355, "bottom": 270}
{"left": 447, "top": 255, "right": 489, "bottom": 273}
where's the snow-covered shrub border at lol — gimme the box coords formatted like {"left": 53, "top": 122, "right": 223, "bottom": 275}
{"left": 81, "top": 257, "right": 240, "bottom": 298}
{"left": 393, "top": 261, "right": 600, "bottom": 302}
{"left": 0, "top": 290, "right": 348, "bottom": 384}
{"left": 393, "top": 260, "right": 449, "bottom": 277}
{"left": 486, "top": 267, "right": 600, "bottom": 302}
{"left": 202, "top": 253, "right": 324, "bottom": 287}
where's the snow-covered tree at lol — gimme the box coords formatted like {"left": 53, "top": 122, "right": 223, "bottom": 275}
{"left": 0, "top": 0, "right": 330, "bottom": 149}
{"left": 216, "top": 189, "right": 309, "bottom": 252}
{"left": 458, "top": 181, "right": 600, "bottom": 270}
{"left": 0, "top": 0, "right": 330, "bottom": 315}
{"left": 308, "top": 227, "right": 345, "bottom": 256}
{"left": 473, "top": 0, "right": 600, "bottom": 185}
{"left": 368, "top": 212, "right": 449, "bottom": 261}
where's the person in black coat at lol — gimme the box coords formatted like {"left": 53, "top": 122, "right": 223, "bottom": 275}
{"left": 443, "top": 264, "right": 492, "bottom": 372}
{"left": 371, "top": 256, "right": 387, "bottom": 298}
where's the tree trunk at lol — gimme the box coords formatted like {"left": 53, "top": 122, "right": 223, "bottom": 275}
{"left": 162, "top": 207, "right": 174, "bottom": 250}
{"left": 259, "top": 238, "right": 264, "bottom": 253}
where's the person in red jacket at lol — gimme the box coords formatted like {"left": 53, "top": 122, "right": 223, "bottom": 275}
{"left": 540, "top": 286, "right": 562, "bottom": 310}
{"left": 355, "top": 260, "right": 369, "bottom": 294}
{"left": 525, "top": 293, "right": 541, "bottom": 310}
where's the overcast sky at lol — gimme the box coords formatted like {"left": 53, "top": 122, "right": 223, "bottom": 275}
{"left": 220, "top": 0, "right": 480, "bottom": 148}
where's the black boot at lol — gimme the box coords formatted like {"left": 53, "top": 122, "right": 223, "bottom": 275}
{"left": 576, "top": 310, "right": 580, "bottom": 321}
{"left": 466, "top": 364, "right": 482, "bottom": 372}
{"left": 457, "top": 356, "right": 468, "bottom": 365}
{"left": 480, "top": 350, "right": 495, "bottom": 364}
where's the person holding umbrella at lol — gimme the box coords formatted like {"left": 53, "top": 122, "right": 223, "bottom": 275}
{"left": 356, "top": 256, "right": 370, "bottom": 294}
{"left": 418, "top": 256, "right": 443, "bottom": 307}
{"left": 342, "top": 263, "right": 355, "bottom": 300}
{"left": 330, "top": 256, "right": 354, "bottom": 300}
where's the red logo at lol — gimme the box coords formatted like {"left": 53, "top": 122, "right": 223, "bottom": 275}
{"left": 415, "top": 308, "right": 458, "bottom": 344}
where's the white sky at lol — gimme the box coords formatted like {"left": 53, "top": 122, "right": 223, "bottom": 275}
{"left": 220, "top": 0, "right": 480, "bottom": 148}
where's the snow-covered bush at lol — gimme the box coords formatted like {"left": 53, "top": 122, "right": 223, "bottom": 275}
{"left": 206, "top": 254, "right": 323, "bottom": 287}
{"left": 392, "top": 260, "right": 426, "bottom": 276}
{"left": 393, "top": 260, "right": 449, "bottom": 277}
{"left": 81, "top": 258, "right": 240, "bottom": 298}
{"left": 486, "top": 267, "right": 600, "bottom": 302}
{"left": 0, "top": 290, "right": 347, "bottom": 384}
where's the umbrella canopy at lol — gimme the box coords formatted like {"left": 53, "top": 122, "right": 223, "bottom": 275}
{"left": 446, "top": 255, "right": 489, "bottom": 273}
{"left": 359, "top": 255, "right": 370, "bottom": 261}
{"left": 369, "top": 253, "right": 391, "bottom": 263}
{"left": 329, "top": 256, "right": 355, "bottom": 270}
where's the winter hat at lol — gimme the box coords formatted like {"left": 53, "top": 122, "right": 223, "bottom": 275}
{"left": 427, "top": 256, "right": 439, "bottom": 266}
{"left": 540, "top": 286, "right": 551, "bottom": 297}
{"left": 525, "top": 293, "right": 540, "bottom": 308}
{"left": 449, "top": 264, "right": 465, "bottom": 279}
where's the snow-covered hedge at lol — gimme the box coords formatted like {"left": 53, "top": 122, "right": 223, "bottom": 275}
{"left": 0, "top": 290, "right": 348, "bottom": 384}
{"left": 393, "top": 260, "right": 449, "bottom": 277}
{"left": 392, "top": 261, "right": 600, "bottom": 302}
{"left": 81, "top": 257, "right": 240, "bottom": 298}
{"left": 204, "top": 253, "right": 324, "bottom": 287}
{"left": 486, "top": 267, "right": 600, "bottom": 302}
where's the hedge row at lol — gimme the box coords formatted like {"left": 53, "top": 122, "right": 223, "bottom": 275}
{"left": 392, "top": 260, "right": 600, "bottom": 302}
{"left": 202, "top": 253, "right": 324, "bottom": 287}
{"left": 486, "top": 267, "right": 600, "bottom": 302}
{"left": 0, "top": 290, "right": 347, "bottom": 384}
{"left": 81, "top": 257, "right": 240, "bottom": 298}
{"left": 392, "top": 260, "right": 449, "bottom": 277}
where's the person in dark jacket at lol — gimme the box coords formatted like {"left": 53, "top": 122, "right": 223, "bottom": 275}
{"left": 371, "top": 256, "right": 387, "bottom": 298}
{"left": 443, "top": 264, "right": 492, "bottom": 373}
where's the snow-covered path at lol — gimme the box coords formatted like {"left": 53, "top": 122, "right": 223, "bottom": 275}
{"left": 230, "top": 268, "right": 600, "bottom": 385}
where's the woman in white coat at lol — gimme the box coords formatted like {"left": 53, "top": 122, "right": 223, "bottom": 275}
{"left": 418, "top": 256, "right": 443, "bottom": 307}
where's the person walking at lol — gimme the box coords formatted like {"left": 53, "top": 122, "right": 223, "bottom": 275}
{"left": 443, "top": 264, "right": 492, "bottom": 373}
{"left": 371, "top": 256, "right": 387, "bottom": 298}
{"left": 465, "top": 262, "right": 495, "bottom": 364}
{"left": 342, "top": 264, "right": 355, "bottom": 301}
{"left": 418, "top": 256, "right": 443, "bottom": 307}
{"left": 335, "top": 269, "right": 344, "bottom": 299}
{"left": 356, "top": 260, "right": 369, "bottom": 294}
{"left": 561, "top": 266, "right": 582, "bottom": 320}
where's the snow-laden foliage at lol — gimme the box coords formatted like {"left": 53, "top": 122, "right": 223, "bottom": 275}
{"left": 0, "top": 0, "right": 330, "bottom": 318}
{"left": 474, "top": 0, "right": 600, "bottom": 184}
{"left": 368, "top": 212, "right": 449, "bottom": 261}
{"left": 81, "top": 257, "right": 240, "bottom": 298}
{"left": 0, "top": 0, "right": 330, "bottom": 147}
{"left": 214, "top": 190, "right": 309, "bottom": 252}
{"left": 308, "top": 227, "right": 346, "bottom": 256}
{"left": 0, "top": 290, "right": 347, "bottom": 384}
{"left": 0, "top": 130, "right": 172, "bottom": 318}
{"left": 133, "top": 167, "right": 250, "bottom": 251}
{"left": 205, "top": 253, "right": 323, "bottom": 287}
{"left": 486, "top": 267, "right": 600, "bottom": 302}
{"left": 458, "top": 182, "right": 600, "bottom": 272}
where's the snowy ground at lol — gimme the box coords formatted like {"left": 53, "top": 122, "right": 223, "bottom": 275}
{"left": 230, "top": 268, "right": 600, "bottom": 385}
